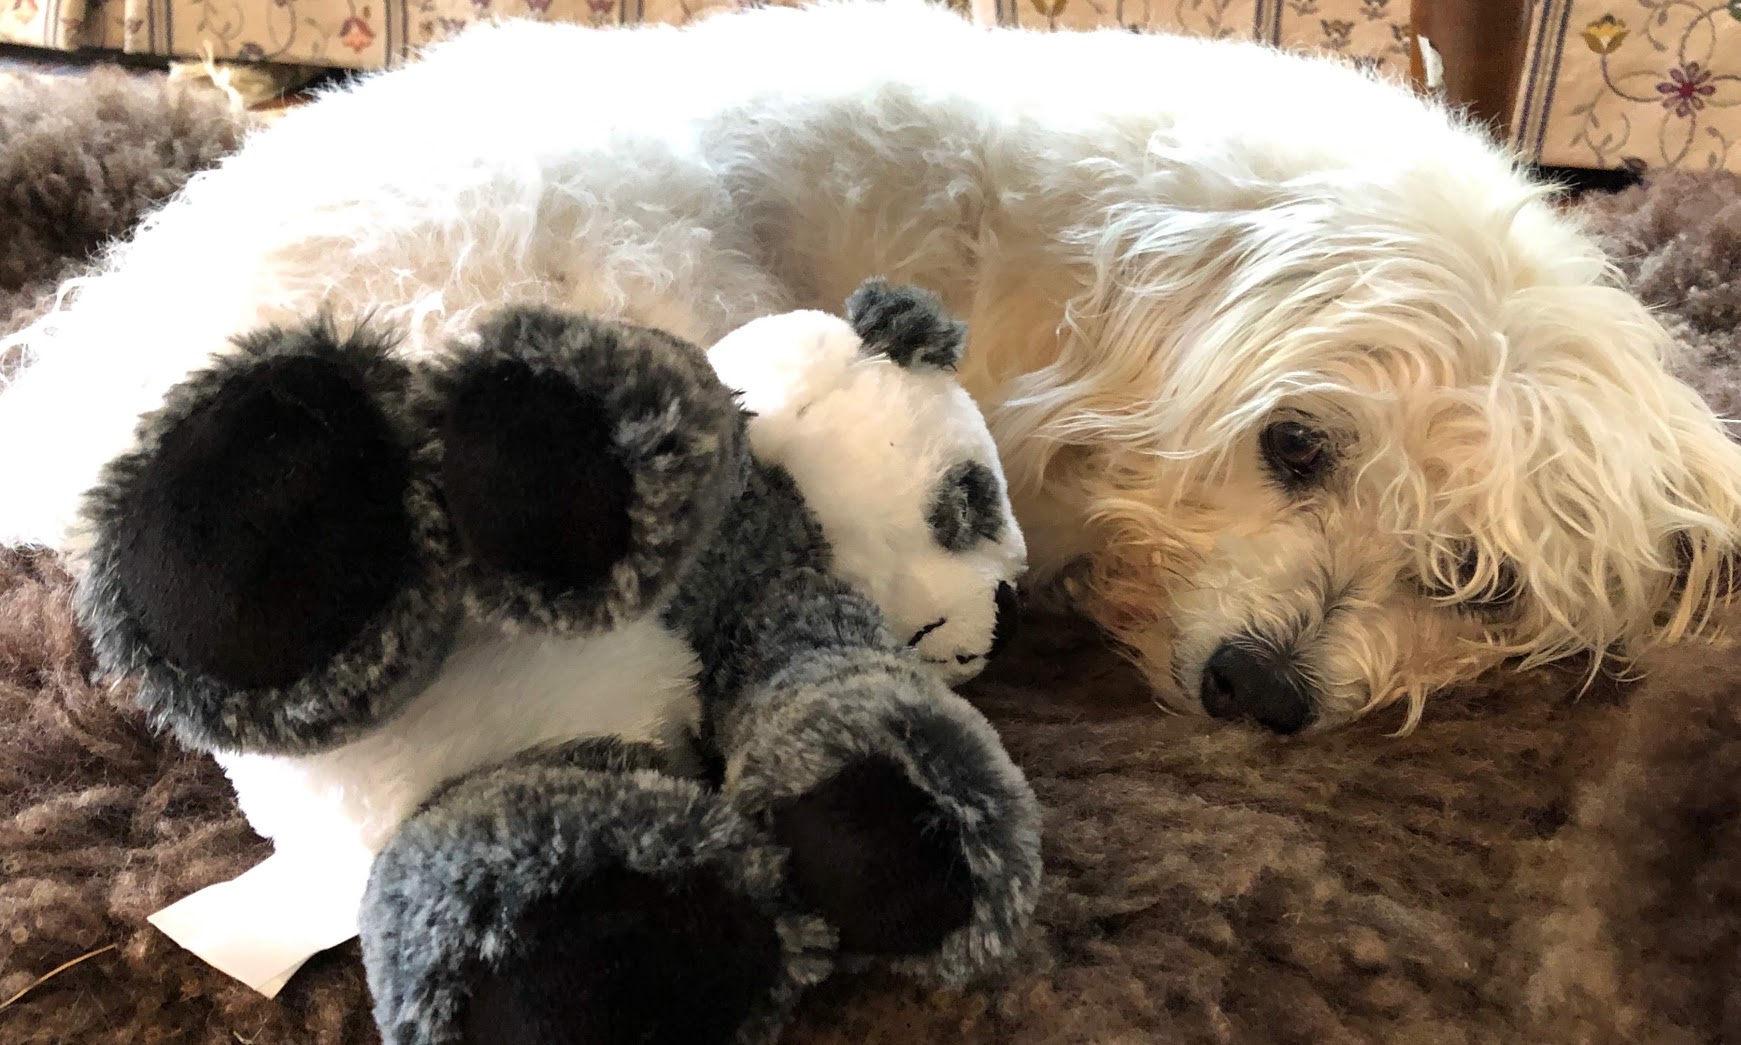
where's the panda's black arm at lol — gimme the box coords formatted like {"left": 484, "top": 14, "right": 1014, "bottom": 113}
{"left": 660, "top": 456, "right": 893, "bottom": 726}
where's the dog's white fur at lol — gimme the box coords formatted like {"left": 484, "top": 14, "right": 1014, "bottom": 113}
{"left": 3, "top": 0, "right": 1738, "bottom": 730}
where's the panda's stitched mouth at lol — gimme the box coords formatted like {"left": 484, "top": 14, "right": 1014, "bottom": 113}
{"left": 920, "top": 651, "right": 987, "bottom": 667}
{"left": 907, "top": 619, "right": 947, "bottom": 646}
{"left": 910, "top": 619, "right": 990, "bottom": 667}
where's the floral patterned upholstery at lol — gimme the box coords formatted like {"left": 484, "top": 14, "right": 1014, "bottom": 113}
{"left": 986, "top": 0, "right": 1412, "bottom": 75}
{"left": 1512, "top": 1, "right": 1741, "bottom": 172}
{"left": 0, "top": 0, "right": 1413, "bottom": 77}
{"left": 14, "top": 0, "right": 1729, "bottom": 175}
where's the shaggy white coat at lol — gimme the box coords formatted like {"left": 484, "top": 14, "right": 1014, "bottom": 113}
{"left": 3, "top": 0, "right": 1737, "bottom": 729}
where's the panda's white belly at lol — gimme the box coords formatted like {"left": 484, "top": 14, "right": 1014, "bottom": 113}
{"left": 216, "top": 617, "right": 701, "bottom": 858}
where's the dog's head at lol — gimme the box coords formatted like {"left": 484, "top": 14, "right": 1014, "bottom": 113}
{"left": 986, "top": 161, "right": 1741, "bottom": 733}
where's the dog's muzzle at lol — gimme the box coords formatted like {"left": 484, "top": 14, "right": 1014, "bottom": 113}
{"left": 1200, "top": 639, "right": 1314, "bottom": 734}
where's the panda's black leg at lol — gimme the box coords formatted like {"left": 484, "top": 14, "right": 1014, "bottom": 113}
{"left": 461, "top": 864, "right": 780, "bottom": 1045}
{"left": 96, "top": 333, "right": 415, "bottom": 690}
{"left": 425, "top": 307, "right": 744, "bottom": 633}
{"left": 744, "top": 691, "right": 1041, "bottom": 979}
{"left": 77, "top": 320, "right": 452, "bottom": 754}
{"left": 770, "top": 755, "right": 976, "bottom": 957}
{"left": 362, "top": 741, "right": 831, "bottom": 1045}
{"left": 712, "top": 579, "right": 1041, "bottom": 981}
{"left": 437, "top": 355, "right": 634, "bottom": 602}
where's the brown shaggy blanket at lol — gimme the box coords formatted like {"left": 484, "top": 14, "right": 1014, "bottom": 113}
{"left": 4, "top": 70, "right": 1740, "bottom": 1045}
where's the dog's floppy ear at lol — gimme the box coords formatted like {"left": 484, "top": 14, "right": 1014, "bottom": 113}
{"left": 1654, "top": 449, "right": 1741, "bottom": 643}
{"left": 845, "top": 279, "right": 966, "bottom": 371}
{"left": 1669, "top": 529, "right": 1741, "bottom": 609}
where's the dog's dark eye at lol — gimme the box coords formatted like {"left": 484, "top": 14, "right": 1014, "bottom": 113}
{"left": 1422, "top": 544, "right": 1519, "bottom": 611}
{"left": 1260, "top": 420, "right": 1331, "bottom": 487}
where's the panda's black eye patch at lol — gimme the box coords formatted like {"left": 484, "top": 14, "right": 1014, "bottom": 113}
{"left": 929, "top": 461, "right": 1004, "bottom": 551}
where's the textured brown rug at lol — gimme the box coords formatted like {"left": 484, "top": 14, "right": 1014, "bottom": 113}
{"left": 4, "top": 70, "right": 1741, "bottom": 1045}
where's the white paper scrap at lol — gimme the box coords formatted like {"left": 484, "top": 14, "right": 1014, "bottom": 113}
{"left": 147, "top": 846, "right": 374, "bottom": 998}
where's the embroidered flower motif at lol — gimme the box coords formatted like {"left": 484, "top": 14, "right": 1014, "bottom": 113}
{"left": 1320, "top": 18, "right": 1354, "bottom": 49}
{"left": 1582, "top": 14, "right": 1628, "bottom": 54}
{"left": 524, "top": 0, "right": 551, "bottom": 11}
{"left": 339, "top": 14, "right": 375, "bottom": 51}
{"left": 1360, "top": 0, "right": 1388, "bottom": 21}
{"left": 10, "top": 0, "right": 39, "bottom": 23}
{"left": 470, "top": 0, "right": 489, "bottom": 9}
{"left": 1658, "top": 62, "right": 1717, "bottom": 117}
{"left": 1029, "top": 0, "right": 1067, "bottom": 20}
{"left": 587, "top": 0, "right": 613, "bottom": 13}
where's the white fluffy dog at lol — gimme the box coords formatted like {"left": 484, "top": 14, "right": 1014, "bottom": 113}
{"left": 3, "top": 0, "right": 1738, "bottom": 734}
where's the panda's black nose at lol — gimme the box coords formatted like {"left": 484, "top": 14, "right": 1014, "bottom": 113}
{"left": 989, "top": 582, "right": 1021, "bottom": 659}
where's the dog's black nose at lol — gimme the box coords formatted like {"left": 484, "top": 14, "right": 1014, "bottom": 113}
{"left": 1200, "top": 641, "right": 1314, "bottom": 734}
{"left": 989, "top": 582, "right": 1021, "bottom": 658}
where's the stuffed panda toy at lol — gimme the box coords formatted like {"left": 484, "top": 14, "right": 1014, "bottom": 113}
{"left": 70, "top": 278, "right": 1039, "bottom": 1045}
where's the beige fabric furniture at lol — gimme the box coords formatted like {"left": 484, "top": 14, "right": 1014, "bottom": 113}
{"left": 20, "top": 0, "right": 1738, "bottom": 175}
{"left": 1410, "top": 0, "right": 1741, "bottom": 174}
{"left": 1509, "top": 0, "right": 1741, "bottom": 172}
{"left": 1, "top": 0, "right": 1412, "bottom": 75}
{"left": 978, "top": 0, "right": 1412, "bottom": 75}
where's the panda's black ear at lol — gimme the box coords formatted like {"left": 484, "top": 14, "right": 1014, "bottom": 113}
{"left": 845, "top": 279, "right": 966, "bottom": 371}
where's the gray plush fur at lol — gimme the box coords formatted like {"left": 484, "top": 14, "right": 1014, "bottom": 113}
{"left": 720, "top": 638, "right": 1041, "bottom": 983}
{"left": 77, "top": 287, "right": 1039, "bottom": 1042}
{"left": 76, "top": 318, "right": 461, "bottom": 755}
{"left": 845, "top": 280, "right": 966, "bottom": 371}
{"left": 361, "top": 739, "right": 834, "bottom": 1045}
{"left": 660, "top": 461, "right": 838, "bottom": 715}
{"left": 77, "top": 305, "right": 745, "bottom": 755}
{"left": 417, "top": 307, "right": 745, "bottom": 636}
{"left": 667, "top": 447, "right": 1040, "bottom": 981}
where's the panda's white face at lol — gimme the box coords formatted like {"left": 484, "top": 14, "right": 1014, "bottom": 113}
{"left": 709, "top": 309, "right": 1027, "bottom": 686}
